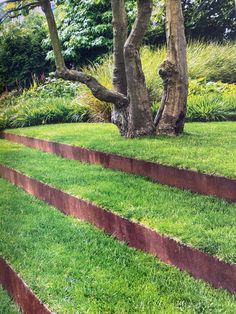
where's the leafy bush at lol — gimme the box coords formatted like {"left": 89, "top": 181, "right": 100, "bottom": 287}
{"left": 22, "top": 78, "right": 80, "bottom": 99}
{"left": 0, "top": 13, "right": 52, "bottom": 92}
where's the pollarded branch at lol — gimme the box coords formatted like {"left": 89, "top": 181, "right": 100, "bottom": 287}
{"left": 56, "top": 68, "right": 128, "bottom": 108}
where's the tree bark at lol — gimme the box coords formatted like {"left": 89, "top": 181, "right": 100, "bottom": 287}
{"left": 111, "top": 0, "right": 128, "bottom": 135}
{"left": 39, "top": 0, "right": 65, "bottom": 72}
{"left": 124, "top": 0, "right": 154, "bottom": 138}
{"left": 155, "top": 0, "right": 188, "bottom": 135}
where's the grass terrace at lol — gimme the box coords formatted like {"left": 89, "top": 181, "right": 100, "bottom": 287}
{"left": 1, "top": 179, "right": 236, "bottom": 313}
{"left": 6, "top": 122, "right": 236, "bottom": 178}
{"left": 0, "top": 286, "right": 20, "bottom": 314}
{"left": 0, "top": 139, "right": 235, "bottom": 263}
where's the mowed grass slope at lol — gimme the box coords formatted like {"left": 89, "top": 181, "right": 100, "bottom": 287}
{"left": 0, "top": 287, "right": 20, "bottom": 314}
{"left": 7, "top": 122, "right": 236, "bottom": 178}
{"left": 1, "top": 179, "right": 236, "bottom": 313}
{"left": 0, "top": 140, "right": 235, "bottom": 263}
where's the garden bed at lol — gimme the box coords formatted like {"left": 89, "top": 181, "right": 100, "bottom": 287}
{"left": 6, "top": 122, "right": 236, "bottom": 178}
{"left": 0, "top": 139, "right": 235, "bottom": 264}
{"left": 1, "top": 179, "right": 236, "bottom": 313}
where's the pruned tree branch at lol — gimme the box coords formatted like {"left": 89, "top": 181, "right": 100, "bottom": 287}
{"left": 56, "top": 68, "right": 128, "bottom": 108}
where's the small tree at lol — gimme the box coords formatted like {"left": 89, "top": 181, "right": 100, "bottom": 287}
{"left": 1, "top": 0, "right": 188, "bottom": 138}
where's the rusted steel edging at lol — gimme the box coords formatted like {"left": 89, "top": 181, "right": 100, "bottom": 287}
{"left": 1, "top": 132, "right": 236, "bottom": 202}
{"left": 0, "top": 257, "right": 53, "bottom": 314}
{"left": 0, "top": 164, "right": 235, "bottom": 294}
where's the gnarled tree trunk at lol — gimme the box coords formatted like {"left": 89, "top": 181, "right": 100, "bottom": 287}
{"left": 111, "top": 0, "right": 128, "bottom": 136}
{"left": 124, "top": 0, "right": 154, "bottom": 138}
{"left": 38, "top": 0, "right": 187, "bottom": 138}
{"left": 155, "top": 0, "right": 188, "bottom": 135}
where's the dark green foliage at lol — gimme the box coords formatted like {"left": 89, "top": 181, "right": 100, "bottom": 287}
{"left": 0, "top": 13, "right": 52, "bottom": 92}
{"left": 52, "top": 0, "right": 235, "bottom": 66}
{"left": 183, "top": 0, "right": 236, "bottom": 41}
{"left": 55, "top": 0, "right": 113, "bottom": 65}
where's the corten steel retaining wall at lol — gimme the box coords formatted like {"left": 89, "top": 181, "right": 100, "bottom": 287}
{"left": 1, "top": 132, "right": 236, "bottom": 202}
{"left": 0, "top": 257, "right": 53, "bottom": 314}
{"left": 0, "top": 164, "right": 235, "bottom": 294}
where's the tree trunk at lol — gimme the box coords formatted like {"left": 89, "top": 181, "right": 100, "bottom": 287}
{"left": 111, "top": 0, "right": 128, "bottom": 136}
{"left": 124, "top": 0, "right": 154, "bottom": 138}
{"left": 155, "top": 0, "right": 188, "bottom": 135}
{"left": 39, "top": 0, "right": 65, "bottom": 72}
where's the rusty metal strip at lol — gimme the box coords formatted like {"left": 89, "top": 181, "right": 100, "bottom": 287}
{"left": 0, "top": 164, "right": 235, "bottom": 294}
{"left": 1, "top": 132, "right": 236, "bottom": 202}
{"left": 0, "top": 257, "right": 53, "bottom": 314}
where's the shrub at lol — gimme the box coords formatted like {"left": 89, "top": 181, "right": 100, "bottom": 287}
{"left": 0, "top": 13, "right": 52, "bottom": 93}
{"left": 23, "top": 78, "right": 80, "bottom": 99}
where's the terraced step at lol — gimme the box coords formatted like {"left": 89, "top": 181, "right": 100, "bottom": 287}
{"left": 2, "top": 124, "right": 236, "bottom": 202}
{"left": 1, "top": 141, "right": 236, "bottom": 292}
{"left": 4, "top": 122, "right": 236, "bottom": 177}
{"left": 0, "top": 139, "right": 235, "bottom": 263}
{"left": 1, "top": 179, "right": 236, "bottom": 313}
{"left": 1, "top": 164, "right": 236, "bottom": 294}
{"left": 0, "top": 257, "right": 52, "bottom": 314}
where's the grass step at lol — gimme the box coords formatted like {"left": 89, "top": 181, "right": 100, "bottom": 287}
{"left": 1, "top": 178, "right": 236, "bottom": 313}
{"left": 0, "top": 139, "right": 235, "bottom": 264}
{"left": 2, "top": 164, "right": 235, "bottom": 293}
{"left": 6, "top": 122, "right": 236, "bottom": 178}
{"left": 3, "top": 131, "right": 235, "bottom": 202}
{"left": 0, "top": 286, "right": 20, "bottom": 314}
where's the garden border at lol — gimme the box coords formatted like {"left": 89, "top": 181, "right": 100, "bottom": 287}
{"left": 1, "top": 132, "right": 236, "bottom": 202}
{"left": 0, "top": 164, "right": 235, "bottom": 294}
{"left": 0, "top": 257, "right": 53, "bottom": 314}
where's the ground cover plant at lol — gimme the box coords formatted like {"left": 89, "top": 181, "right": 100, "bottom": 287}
{"left": 6, "top": 121, "right": 236, "bottom": 179}
{"left": 0, "top": 286, "right": 20, "bottom": 314}
{"left": 1, "top": 178, "right": 236, "bottom": 313}
{"left": 0, "top": 139, "right": 235, "bottom": 263}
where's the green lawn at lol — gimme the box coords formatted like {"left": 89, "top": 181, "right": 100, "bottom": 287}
{"left": 1, "top": 178, "right": 236, "bottom": 313}
{"left": 0, "top": 286, "right": 20, "bottom": 314}
{"left": 6, "top": 122, "right": 236, "bottom": 178}
{"left": 0, "top": 139, "right": 235, "bottom": 263}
